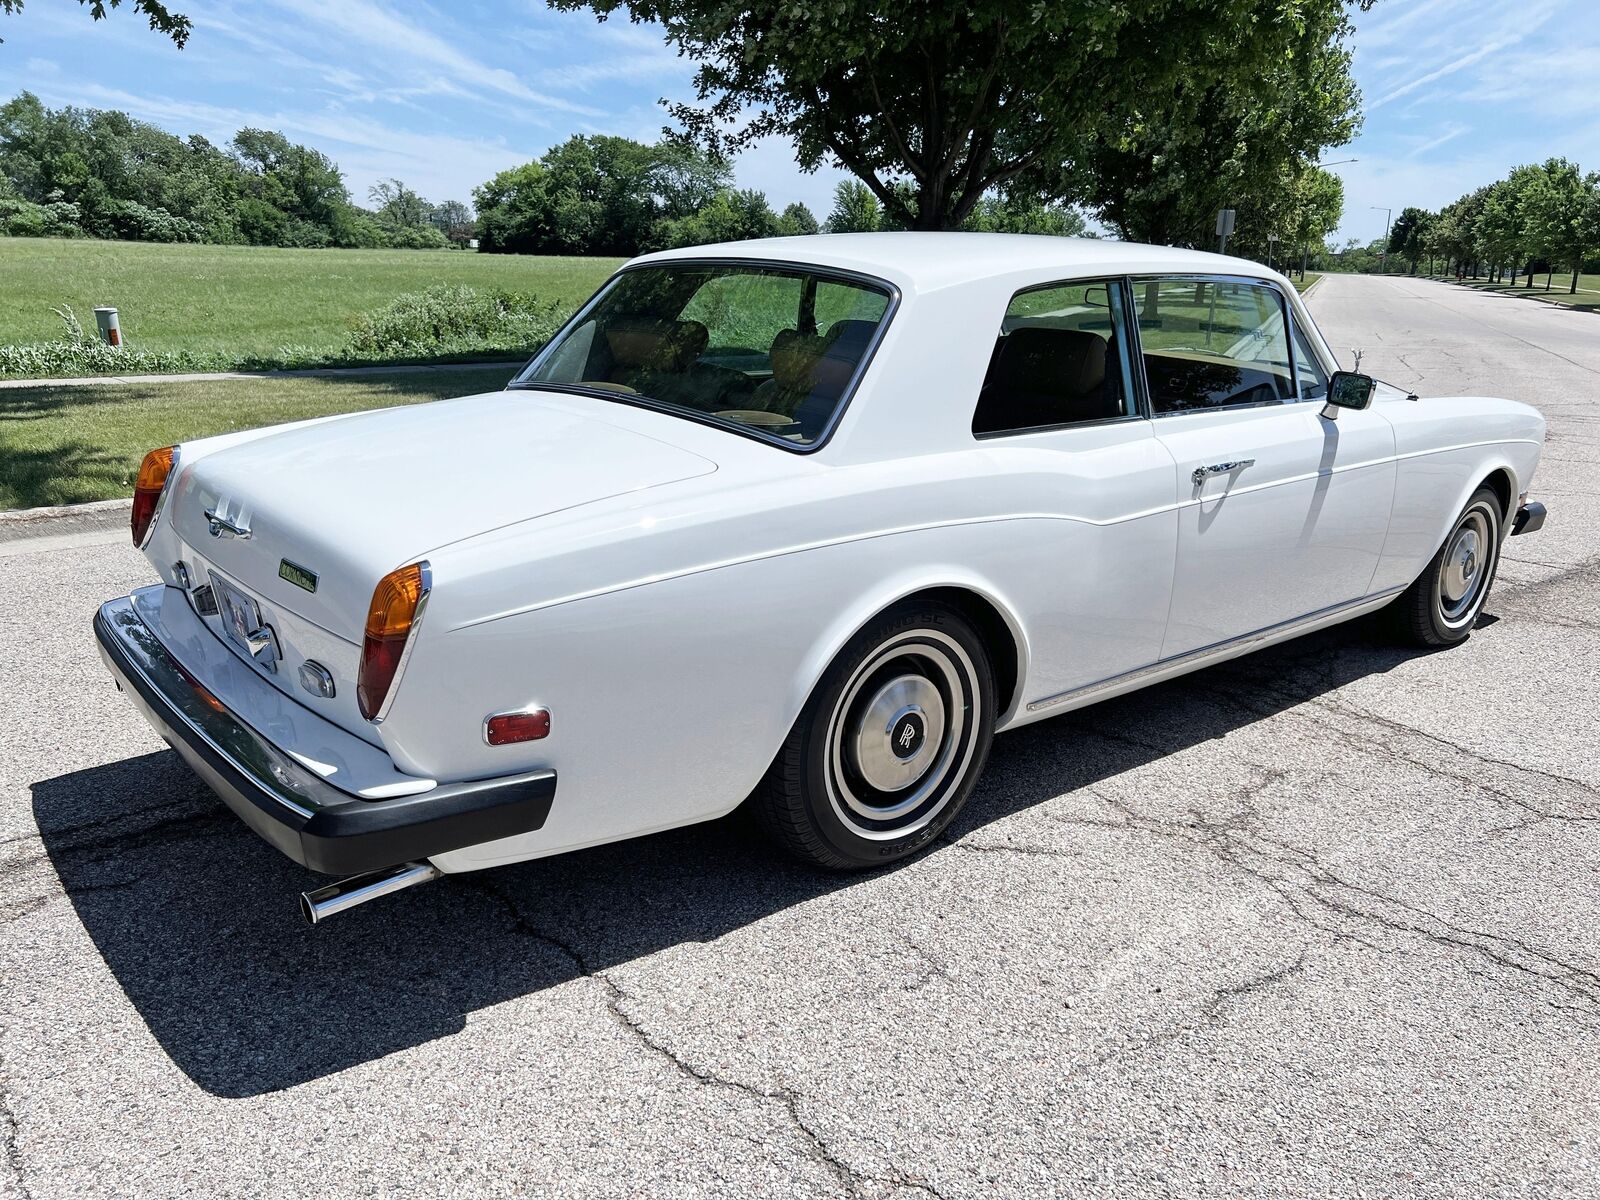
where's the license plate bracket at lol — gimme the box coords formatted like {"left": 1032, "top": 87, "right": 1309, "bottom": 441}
{"left": 209, "top": 571, "right": 263, "bottom": 651}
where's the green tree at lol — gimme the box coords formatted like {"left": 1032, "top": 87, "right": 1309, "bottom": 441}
{"left": 1283, "top": 166, "right": 1343, "bottom": 276}
{"left": 776, "top": 200, "right": 819, "bottom": 236}
{"left": 368, "top": 178, "right": 430, "bottom": 228}
{"left": 473, "top": 135, "right": 729, "bottom": 255}
{"left": 428, "top": 198, "right": 476, "bottom": 245}
{"left": 1087, "top": 3, "right": 1359, "bottom": 250}
{"left": 552, "top": 0, "right": 1369, "bottom": 232}
{"left": 231, "top": 128, "right": 350, "bottom": 241}
{"left": 1477, "top": 170, "right": 1540, "bottom": 285}
{"left": 655, "top": 187, "right": 780, "bottom": 247}
{"left": 1, "top": 0, "right": 189, "bottom": 45}
{"left": 1524, "top": 158, "right": 1600, "bottom": 293}
{"left": 824, "top": 180, "right": 880, "bottom": 233}
{"left": 1387, "top": 206, "right": 1433, "bottom": 274}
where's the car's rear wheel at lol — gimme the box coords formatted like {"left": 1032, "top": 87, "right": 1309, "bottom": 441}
{"left": 752, "top": 601, "right": 995, "bottom": 870}
{"left": 1386, "top": 485, "right": 1504, "bottom": 646}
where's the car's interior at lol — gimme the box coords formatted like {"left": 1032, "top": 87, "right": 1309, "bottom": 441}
{"left": 972, "top": 281, "right": 1131, "bottom": 435}
{"left": 1135, "top": 279, "right": 1297, "bottom": 412}
{"left": 518, "top": 265, "right": 889, "bottom": 446}
{"left": 972, "top": 328, "right": 1124, "bottom": 434}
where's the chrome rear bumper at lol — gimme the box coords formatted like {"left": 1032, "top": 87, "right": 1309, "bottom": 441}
{"left": 95, "top": 592, "right": 556, "bottom": 875}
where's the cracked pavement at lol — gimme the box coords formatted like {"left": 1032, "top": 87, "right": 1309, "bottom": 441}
{"left": 1, "top": 274, "right": 1597, "bottom": 1197}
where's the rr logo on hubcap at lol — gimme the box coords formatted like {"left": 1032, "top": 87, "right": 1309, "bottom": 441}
{"left": 891, "top": 713, "right": 926, "bottom": 759}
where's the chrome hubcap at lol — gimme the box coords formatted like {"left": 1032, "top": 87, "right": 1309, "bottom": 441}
{"left": 825, "top": 630, "right": 980, "bottom": 838}
{"left": 851, "top": 673, "right": 946, "bottom": 792}
{"left": 1439, "top": 507, "right": 1495, "bottom": 627}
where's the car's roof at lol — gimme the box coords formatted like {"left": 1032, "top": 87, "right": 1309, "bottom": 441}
{"left": 629, "top": 232, "right": 1277, "bottom": 294}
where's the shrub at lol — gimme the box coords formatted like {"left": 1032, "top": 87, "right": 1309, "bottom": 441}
{"left": 383, "top": 223, "right": 454, "bottom": 250}
{"left": 0, "top": 306, "right": 223, "bottom": 377}
{"left": 0, "top": 197, "right": 84, "bottom": 238}
{"left": 344, "top": 285, "right": 565, "bottom": 356}
{"left": 99, "top": 200, "right": 206, "bottom": 243}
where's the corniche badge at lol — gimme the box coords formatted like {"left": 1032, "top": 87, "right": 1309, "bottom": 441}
{"left": 279, "top": 559, "right": 319, "bottom": 593}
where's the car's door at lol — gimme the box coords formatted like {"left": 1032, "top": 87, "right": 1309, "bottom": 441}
{"left": 1135, "top": 276, "right": 1396, "bottom": 657}
{"left": 971, "top": 279, "right": 1179, "bottom": 703}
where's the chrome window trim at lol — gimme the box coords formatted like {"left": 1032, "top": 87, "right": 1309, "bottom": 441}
{"left": 1283, "top": 301, "right": 1332, "bottom": 403}
{"left": 969, "top": 275, "right": 1145, "bottom": 441}
{"left": 509, "top": 257, "right": 901, "bottom": 456}
{"left": 1127, "top": 274, "right": 1302, "bottom": 420}
{"left": 368, "top": 560, "right": 432, "bottom": 726}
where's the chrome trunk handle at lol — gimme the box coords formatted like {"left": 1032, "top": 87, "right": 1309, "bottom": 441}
{"left": 1191, "top": 459, "right": 1256, "bottom": 487}
{"left": 205, "top": 508, "right": 251, "bottom": 539}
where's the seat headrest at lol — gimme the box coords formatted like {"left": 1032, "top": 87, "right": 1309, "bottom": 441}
{"left": 810, "top": 319, "right": 877, "bottom": 394}
{"left": 605, "top": 319, "right": 709, "bottom": 371}
{"left": 768, "top": 328, "right": 830, "bottom": 391}
{"left": 825, "top": 319, "right": 879, "bottom": 345}
{"left": 991, "top": 328, "right": 1106, "bottom": 398}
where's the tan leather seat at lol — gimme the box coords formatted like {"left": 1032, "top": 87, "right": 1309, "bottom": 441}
{"left": 971, "top": 328, "right": 1117, "bottom": 434}
{"left": 751, "top": 328, "right": 831, "bottom": 414}
{"left": 603, "top": 319, "right": 709, "bottom": 388}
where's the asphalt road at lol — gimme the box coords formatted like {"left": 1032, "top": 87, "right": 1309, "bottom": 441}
{"left": 2, "top": 274, "right": 1597, "bottom": 1199}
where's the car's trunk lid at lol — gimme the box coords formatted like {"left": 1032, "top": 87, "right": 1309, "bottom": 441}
{"left": 168, "top": 390, "right": 718, "bottom": 644}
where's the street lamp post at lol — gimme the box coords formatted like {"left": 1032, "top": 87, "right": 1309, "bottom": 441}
{"left": 1309, "top": 159, "right": 1357, "bottom": 274}
{"left": 1372, "top": 205, "right": 1392, "bottom": 272}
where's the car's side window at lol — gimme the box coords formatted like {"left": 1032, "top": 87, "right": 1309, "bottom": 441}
{"left": 1290, "top": 319, "right": 1330, "bottom": 400}
{"left": 1135, "top": 279, "right": 1296, "bottom": 415}
{"left": 972, "top": 279, "right": 1137, "bottom": 436}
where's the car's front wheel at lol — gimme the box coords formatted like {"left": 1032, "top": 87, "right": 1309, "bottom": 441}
{"left": 752, "top": 601, "right": 995, "bottom": 870}
{"left": 1387, "top": 485, "right": 1505, "bottom": 646}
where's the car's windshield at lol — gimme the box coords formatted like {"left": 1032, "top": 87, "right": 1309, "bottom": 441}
{"left": 511, "top": 262, "right": 892, "bottom": 448}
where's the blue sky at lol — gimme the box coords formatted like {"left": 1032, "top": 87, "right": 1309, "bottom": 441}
{"left": 2, "top": 0, "right": 1597, "bottom": 245}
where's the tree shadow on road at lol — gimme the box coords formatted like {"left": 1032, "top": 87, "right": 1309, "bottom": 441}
{"left": 32, "top": 620, "right": 1425, "bottom": 1098}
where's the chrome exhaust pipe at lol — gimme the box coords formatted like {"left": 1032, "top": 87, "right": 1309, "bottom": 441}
{"left": 300, "top": 861, "right": 441, "bottom": 925}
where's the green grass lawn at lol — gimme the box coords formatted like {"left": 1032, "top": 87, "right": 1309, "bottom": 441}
{"left": 1433, "top": 272, "right": 1600, "bottom": 314}
{"left": 0, "top": 366, "right": 519, "bottom": 510}
{"left": 0, "top": 238, "right": 621, "bottom": 359}
{"left": 1291, "top": 272, "right": 1321, "bottom": 292}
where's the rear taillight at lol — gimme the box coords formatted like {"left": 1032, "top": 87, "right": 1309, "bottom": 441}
{"left": 131, "top": 445, "right": 176, "bottom": 547}
{"left": 357, "top": 561, "right": 431, "bottom": 722}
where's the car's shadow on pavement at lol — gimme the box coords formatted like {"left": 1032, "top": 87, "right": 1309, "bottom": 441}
{"left": 34, "top": 621, "right": 1425, "bottom": 1098}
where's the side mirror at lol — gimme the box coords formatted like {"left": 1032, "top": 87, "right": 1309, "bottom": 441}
{"left": 1322, "top": 371, "right": 1375, "bottom": 420}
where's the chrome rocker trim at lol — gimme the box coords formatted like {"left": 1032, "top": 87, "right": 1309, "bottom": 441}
{"left": 94, "top": 594, "right": 556, "bottom": 876}
{"left": 1026, "top": 586, "right": 1406, "bottom": 714}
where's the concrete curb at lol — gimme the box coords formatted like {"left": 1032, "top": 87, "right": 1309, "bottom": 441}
{"left": 0, "top": 497, "right": 132, "bottom": 543}
{"left": 0, "top": 360, "right": 524, "bottom": 390}
{"left": 0, "top": 496, "right": 132, "bottom": 523}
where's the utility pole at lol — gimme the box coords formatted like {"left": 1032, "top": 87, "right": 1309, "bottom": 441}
{"left": 1372, "top": 206, "right": 1392, "bottom": 272}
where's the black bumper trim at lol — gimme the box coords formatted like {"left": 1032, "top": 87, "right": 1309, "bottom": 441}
{"left": 95, "top": 596, "right": 555, "bottom": 875}
{"left": 1511, "top": 500, "right": 1546, "bottom": 536}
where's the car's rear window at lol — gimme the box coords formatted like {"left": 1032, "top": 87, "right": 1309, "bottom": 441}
{"left": 513, "top": 263, "right": 892, "bottom": 448}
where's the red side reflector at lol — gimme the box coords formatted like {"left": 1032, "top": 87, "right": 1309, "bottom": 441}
{"left": 485, "top": 709, "right": 550, "bottom": 746}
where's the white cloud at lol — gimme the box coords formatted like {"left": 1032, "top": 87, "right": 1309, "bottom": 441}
{"left": 1408, "top": 123, "right": 1470, "bottom": 159}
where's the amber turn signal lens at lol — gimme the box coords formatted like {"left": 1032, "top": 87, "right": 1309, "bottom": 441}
{"left": 364, "top": 562, "right": 426, "bottom": 641}
{"left": 130, "top": 445, "right": 176, "bottom": 547}
{"left": 357, "top": 561, "right": 430, "bottom": 721}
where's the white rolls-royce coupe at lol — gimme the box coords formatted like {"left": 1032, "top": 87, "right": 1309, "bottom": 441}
{"left": 96, "top": 234, "right": 1547, "bottom": 923}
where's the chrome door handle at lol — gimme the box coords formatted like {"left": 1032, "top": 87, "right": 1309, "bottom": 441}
{"left": 1190, "top": 459, "right": 1256, "bottom": 487}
